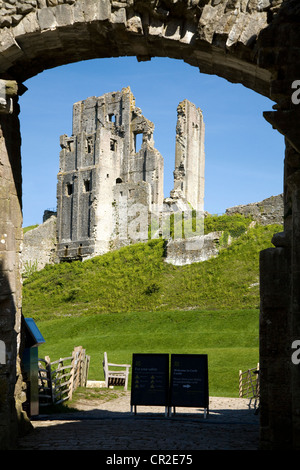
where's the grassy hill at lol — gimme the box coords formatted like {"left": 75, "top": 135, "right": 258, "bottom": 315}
{"left": 22, "top": 217, "right": 281, "bottom": 319}
{"left": 22, "top": 216, "right": 282, "bottom": 396}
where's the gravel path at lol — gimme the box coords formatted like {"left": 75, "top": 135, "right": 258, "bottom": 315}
{"left": 16, "top": 393, "right": 259, "bottom": 451}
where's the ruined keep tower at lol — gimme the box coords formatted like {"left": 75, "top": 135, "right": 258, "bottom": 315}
{"left": 56, "top": 87, "right": 205, "bottom": 261}
{"left": 171, "top": 99, "right": 205, "bottom": 211}
{"left": 57, "top": 87, "right": 164, "bottom": 259}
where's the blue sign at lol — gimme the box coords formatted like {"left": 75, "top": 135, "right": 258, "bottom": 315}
{"left": 25, "top": 318, "right": 45, "bottom": 347}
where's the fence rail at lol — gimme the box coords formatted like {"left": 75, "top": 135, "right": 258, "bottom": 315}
{"left": 239, "top": 363, "right": 260, "bottom": 409}
{"left": 38, "top": 346, "right": 90, "bottom": 406}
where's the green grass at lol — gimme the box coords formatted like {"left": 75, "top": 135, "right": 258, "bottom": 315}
{"left": 36, "top": 308, "right": 259, "bottom": 397}
{"left": 23, "top": 224, "right": 39, "bottom": 234}
{"left": 22, "top": 217, "right": 282, "bottom": 397}
{"left": 22, "top": 221, "right": 282, "bottom": 319}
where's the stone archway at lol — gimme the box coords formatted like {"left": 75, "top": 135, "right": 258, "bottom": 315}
{"left": 1, "top": 0, "right": 300, "bottom": 450}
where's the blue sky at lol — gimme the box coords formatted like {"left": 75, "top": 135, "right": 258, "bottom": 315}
{"left": 19, "top": 57, "right": 285, "bottom": 227}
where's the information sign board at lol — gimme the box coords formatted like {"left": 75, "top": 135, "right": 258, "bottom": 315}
{"left": 169, "top": 354, "right": 209, "bottom": 411}
{"left": 130, "top": 354, "right": 169, "bottom": 409}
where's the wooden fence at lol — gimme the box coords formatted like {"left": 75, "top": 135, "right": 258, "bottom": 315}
{"left": 38, "top": 346, "right": 90, "bottom": 406}
{"left": 239, "top": 363, "right": 260, "bottom": 409}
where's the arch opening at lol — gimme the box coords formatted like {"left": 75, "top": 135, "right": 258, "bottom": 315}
{"left": 1, "top": 0, "right": 299, "bottom": 451}
{"left": 19, "top": 57, "right": 284, "bottom": 418}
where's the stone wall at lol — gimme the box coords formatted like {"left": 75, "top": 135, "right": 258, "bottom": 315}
{"left": 225, "top": 194, "right": 284, "bottom": 226}
{"left": 0, "top": 0, "right": 283, "bottom": 36}
{"left": 56, "top": 88, "right": 165, "bottom": 260}
{"left": 0, "top": 0, "right": 284, "bottom": 100}
{"left": 164, "top": 231, "right": 222, "bottom": 266}
{"left": 22, "top": 216, "right": 58, "bottom": 273}
{"left": 0, "top": 99, "right": 31, "bottom": 449}
{"left": 21, "top": 193, "right": 284, "bottom": 269}
{"left": 56, "top": 88, "right": 205, "bottom": 261}
{"left": 171, "top": 99, "right": 205, "bottom": 211}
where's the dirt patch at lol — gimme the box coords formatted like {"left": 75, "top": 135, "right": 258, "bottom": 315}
{"left": 67, "top": 387, "right": 128, "bottom": 411}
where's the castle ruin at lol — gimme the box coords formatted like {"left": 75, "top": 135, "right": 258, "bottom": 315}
{"left": 56, "top": 87, "right": 205, "bottom": 261}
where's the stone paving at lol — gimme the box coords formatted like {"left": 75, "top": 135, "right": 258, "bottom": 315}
{"left": 16, "top": 394, "right": 259, "bottom": 451}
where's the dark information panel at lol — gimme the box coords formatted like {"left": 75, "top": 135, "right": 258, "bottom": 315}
{"left": 130, "top": 354, "right": 169, "bottom": 407}
{"left": 169, "top": 354, "right": 209, "bottom": 408}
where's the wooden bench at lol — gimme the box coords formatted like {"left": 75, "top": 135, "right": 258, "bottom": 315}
{"left": 103, "top": 352, "right": 131, "bottom": 391}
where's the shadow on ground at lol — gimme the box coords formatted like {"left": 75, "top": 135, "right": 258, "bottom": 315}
{"left": 16, "top": 398, "right": 259, "bottom": 451}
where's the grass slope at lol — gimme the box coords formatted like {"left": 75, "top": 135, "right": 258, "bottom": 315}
{"left": 37, "top": 308, "right": 259, "bottom": 397}
{"left": 22, "top": 218, "right": 282, "bottom": 396}
{"left": 23, "top": 220, "right": 282, "bottom": 319}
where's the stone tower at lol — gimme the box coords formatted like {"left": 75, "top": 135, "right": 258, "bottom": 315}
{"left": 56, "top": 88, "right": 205, "bottom": 261}
{"left": 56, "top": 87, "right": 164, "bottom": 260}
{"left": 171, "top": 99, "right": 205, "bottom": 211}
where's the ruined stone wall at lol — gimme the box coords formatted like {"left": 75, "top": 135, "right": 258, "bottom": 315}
{"left": 171, "top": 99, "right": 205, "bottom": 211}
{"left": 226, "top": 194, "right": 284, "bottom": 226}
{"left": 0, "top": 99, "right": 32, "bottom": 449}
{"left": 164, "top": 231, "right": 222, "bottom": 266}
{"left": 111, "top": 180, "right": 150, "bottom": 250}
{"left": 21, "top": 216, "right": 58, "bottom": 273}
{"left": 56, "top": 87, "right": 206, "bottom": 261}
{"left": 57, "top": 87, "right": 165, "bottom": 260}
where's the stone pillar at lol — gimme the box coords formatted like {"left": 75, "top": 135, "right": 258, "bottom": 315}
{"left": 259, "top": 243, "right": 292, "bottom": 449}
{"left": 286, "top": 166, "right": 300, "bottom": 449}
{"left": 0, "top": 92, "right": 31, "bottom": 449}
{"left": 259, "top": 139, "right": 300, "bottom": 450}
{"left": 171, "top": 99, "right": 205, "bottom": 211}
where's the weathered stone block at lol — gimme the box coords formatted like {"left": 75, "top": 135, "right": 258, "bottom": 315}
{"left": 127, "top": 12, "right": 143, "bottom": 34}
{"left": 54, "top": 4, "right": 74, "bottom": 26}
{"left": 81, "top": 0, "right": 111, "bottom": 22}
{"left": 111, "top": 7, "right": 126, "bottom": 25}
{"left": 37, "top": 7, "right": 57, "bottom": 30}
{"left": 148, "top": 18, "right": 164, "bottom": 37}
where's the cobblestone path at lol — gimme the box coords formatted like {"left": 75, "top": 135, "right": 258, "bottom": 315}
{"left": 16, "top": 395, "right": 259, "bottom": 451}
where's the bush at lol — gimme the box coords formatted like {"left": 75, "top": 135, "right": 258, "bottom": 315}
{"left": 204, "top": 214, "right": 252, "bottom": 238}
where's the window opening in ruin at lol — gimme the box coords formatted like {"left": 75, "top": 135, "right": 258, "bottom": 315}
{"left": 134, "top": 132, "right": 143, "bottom": 153}
{"left": 129, "top": 188, "right": 135, "bottom": 199}
{"left": 64, "top": 245, "right": 68, "bottom": 256}
{"left": 84, "top": 179, "right": 90, "bottom": 192}
{"left": 67, "top": 140, "right": 74, "bottom": 152}
{"left": 143, "top": 151, "right": 147, "bottom": 182}
{"left": 86, "top": 137, "right": 93, "bottom": 153}
{"left": 66, "top": 183, "right": 73, "bottom": 196}
{"left": 0, "top": 340, "right": 6, "bottom": 364}
{"left": 108, "top": 113, "right": 116, "bottom": 123}
{"left": 110, "top": 139, "right": 117, "bottom": 151}
{"left": 116, "top": 178, "right": 122, "bottom": 184}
